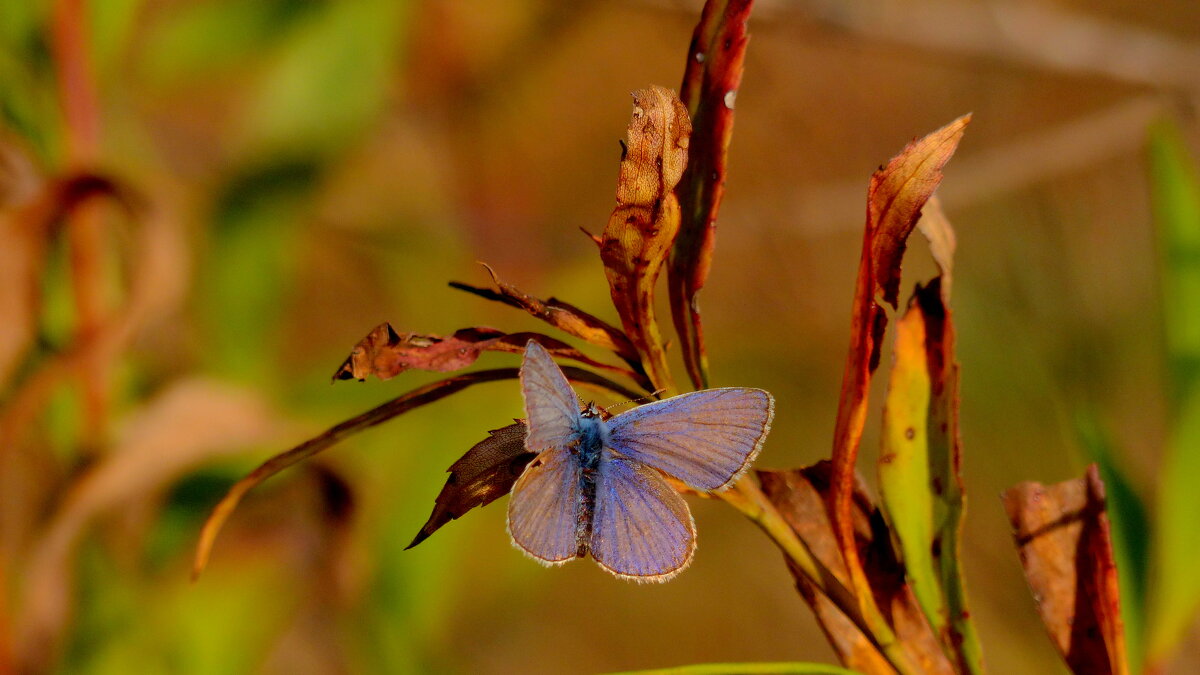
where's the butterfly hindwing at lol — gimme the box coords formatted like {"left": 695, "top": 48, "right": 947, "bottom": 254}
{"left": 605, "top": 388, "right": 774, "bottom": 491}
{"left": 507, "top": 446, "right": 581, "bottom": 565}
{"left": 588, "top": 454, "right": 695, "bottom": 582}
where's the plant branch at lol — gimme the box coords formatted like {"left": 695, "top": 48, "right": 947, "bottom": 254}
{"left": 719, "top": 476, "right": 921, "bottom": 675}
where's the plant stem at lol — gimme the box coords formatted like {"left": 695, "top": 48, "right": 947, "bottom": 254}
{"left": 721, "top": 477, "right": 922, "bottom": 675}
{"left": 51, "top": 0, "right": 109, "bottom": 453}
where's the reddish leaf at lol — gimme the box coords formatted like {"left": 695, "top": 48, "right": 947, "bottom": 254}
{"left": 449, "top": 263, "right": 642, "bottom": 368}
{"left": 759, "top": 463, "right": 954, "bottom": 675}
{"left": 331, "top": 323, "right": 642, "bottom": 385}
{"left": 600, "top": 85, "right": 692, "bottom": 394}
{"left": 829, "top": 116, "right": 970, "bottom": 613}
{"left": 1003, "top": 464, "right": 1129, "bottom": 675}
{"left": 669, "top": 0, "right": 754, "bottom": 390}
{"left": 194, "top": 366, "right": 641, "bottom": 578}
{"left": 405, "top": 422, "right": 533, "bottom": 549}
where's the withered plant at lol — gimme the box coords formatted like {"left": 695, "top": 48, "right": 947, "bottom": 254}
{"left": 192, "top": 2, "right": 1137, "bottom": 674}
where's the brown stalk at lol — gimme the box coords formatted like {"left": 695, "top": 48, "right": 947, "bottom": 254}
{"left": 192, "top": 366, "right": 642, "bottom": 578}
{"left": 50, "top": 0, "right": 108, "bottom": 451}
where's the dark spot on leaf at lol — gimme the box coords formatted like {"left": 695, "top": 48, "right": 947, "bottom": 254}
{"left": 904, "top": 427, "right": 915, "bottom": 440}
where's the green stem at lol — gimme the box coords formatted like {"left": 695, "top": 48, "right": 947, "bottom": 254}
{"left": 721, "top": 477, "right": 922, "bottom": 675}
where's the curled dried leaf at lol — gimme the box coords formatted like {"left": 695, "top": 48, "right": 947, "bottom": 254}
{"left": 331, "top": 323, "right": 641, "bottom": 385}
{"left": 1003, "top": 464, "right": 1129, "bottom": 675}
{"left": 600, "top": 85, "right": 692, "bottom": 394}
{"left": 405, "top": 423, "right": 533, "bottom": 549}
{"left": 915, "top": 195, "right": 955, "bottom": 297}
{"left": 449, "top": 263, "right": 641, "bottom": 367}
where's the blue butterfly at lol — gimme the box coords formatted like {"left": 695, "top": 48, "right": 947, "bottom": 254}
{"left": 509, "top": 340, "right": 775, "bottom": 582}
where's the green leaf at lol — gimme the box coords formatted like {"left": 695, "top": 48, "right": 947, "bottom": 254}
{"left": 605, "top": 663, "right": 862, "bottom": 675}
{"left": 1149, "top": 390, "right": 1200, "bottom": 663}
{"left": 879, "top": 293, "right": 942, "bottom": 622}
{"left": 1147, "top": 120, "right": 1200, "bottom": 665}
{"left": 240, "top": 0, "right": 405, "bottom": 155}
{"left": 0, "top": 2, "right": 61, "bottom": 161}
{"left": 199, "top": 158, "right": 318, "bottom": 380}
{"left": 1150, "top": 121, "right": 1200, "bottom": 406}
{"left": 89, "top": 0, "right": 141, "bottom": 79}
{"left": 141, "top": 0, "right": 320, "bottom": 85}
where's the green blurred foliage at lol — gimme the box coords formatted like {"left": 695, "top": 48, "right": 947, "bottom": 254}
{"left": 1147, "top": 120, "right": 1200, "bottom": 667}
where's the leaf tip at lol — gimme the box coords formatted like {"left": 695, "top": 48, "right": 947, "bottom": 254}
{"left": 579, "top": 226, "right": 602, "bottom": 247}
{"left": 404, "top": 530, "right": 429, "bottom": 550}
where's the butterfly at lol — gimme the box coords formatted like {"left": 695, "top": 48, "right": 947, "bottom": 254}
{"left": 508, "top": 340, "right": 775, "bottom": 582}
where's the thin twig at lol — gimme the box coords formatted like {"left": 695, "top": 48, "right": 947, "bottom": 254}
{"left": 50, "top": 0, "right": 107, "bottom": 451}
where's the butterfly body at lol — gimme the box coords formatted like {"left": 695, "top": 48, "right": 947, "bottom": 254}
{"left": 569, "top": 405, "right": 606, "bottom": 557}
{"left": 510, "top": 341, "right": 774, "bottom": 582}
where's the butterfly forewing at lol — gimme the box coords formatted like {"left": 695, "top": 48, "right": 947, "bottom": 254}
{"left": 507, "top": 447, "right": 581, "bottom": 564}
{"left": 589, "top": 455, "right": 696, "bottom": 582}
{"left": 605, "top": 388, "right": 774, "bottom": 491}
{"left": 520, "top": 341, "right": 581, "bottom": 453}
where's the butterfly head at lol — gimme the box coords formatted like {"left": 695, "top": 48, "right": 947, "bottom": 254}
{"left": 580, "top": 401, "right": 602, "bottom": 419}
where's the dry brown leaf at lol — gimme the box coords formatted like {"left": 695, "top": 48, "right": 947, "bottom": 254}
{"left": 600, "top": 85, "right": 692, "bottom": 393}
{"left": 759, "top": 463, "right": 954, "bottom": 675}
{"left": 450, "top": 264, "right": 641, "bottom": 369}
{"left": 1003, "top": 464, "right": 1129, "bottom": 675}
{"left": 331, "top": 324, "right": 641, "bottom": 385}
{"left": 405, "top": 422, "right": 533, "bottom": 549}
{"left": 916, "top": 195, "right": 956, "bottom": 296}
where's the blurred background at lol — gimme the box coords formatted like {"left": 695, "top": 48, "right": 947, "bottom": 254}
{"left": 2, "top": 0, "right": 1199, "bottom": 673}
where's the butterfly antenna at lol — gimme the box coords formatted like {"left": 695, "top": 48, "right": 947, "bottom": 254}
{"left": 602, "top": 389, "right": 667, "bottom": 415}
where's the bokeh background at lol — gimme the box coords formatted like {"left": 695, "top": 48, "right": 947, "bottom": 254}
{"left": 2, "top": 0, "right": 1199, "bottom": 673}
